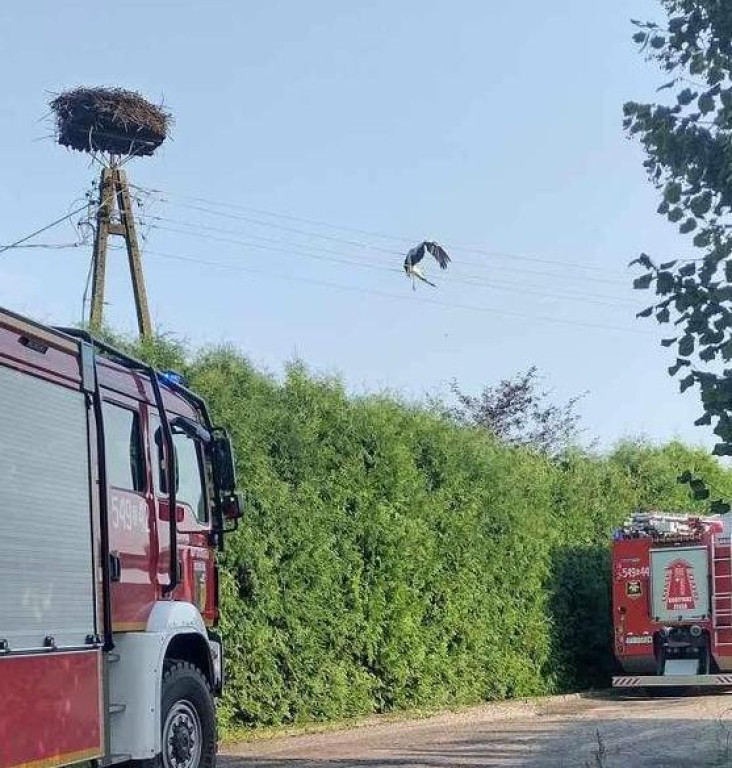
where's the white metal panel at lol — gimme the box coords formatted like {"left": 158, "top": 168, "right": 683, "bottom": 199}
{"left": 109, "top": 603, "right": 212, "bottom": 761}
{"left": 664, "top": 659, "right": 699, "bottom": 675}
{"left": 0, "top": 364, "right": 96, "bottom": 649}
{"left": 109, "top": 632, "right": 167, "bottom": 761}
{"left": 650, "top": 546, "right": 710, "bottom": 623}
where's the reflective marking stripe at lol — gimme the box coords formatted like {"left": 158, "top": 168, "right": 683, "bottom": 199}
{"left": 6, "top": 747, "right": 101, "bottom": 768}
{"left": 613, "top": 674, "right": 732, "bottom": 687}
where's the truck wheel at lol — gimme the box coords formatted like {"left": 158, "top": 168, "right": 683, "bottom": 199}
{"left": 161, "top": 661, "right": 216, "bottom": 768}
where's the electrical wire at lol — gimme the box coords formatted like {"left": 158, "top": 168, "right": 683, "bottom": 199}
{"left": 0, "top": 242, "right": 85, "bottom": 250}
{"left": 150, "top": 209, "right": 632, "bottom": 288}
{"left": 0, "top": 203, "right": 90, "bottom": 256}
{"left": 132, "top": 183, "right": 631, "bottom": 275}
{"left": 129, "top": 246, "right": 649, "bottom": 336}
{"left": 148, "top": 221, "right": 638, "bottom": 308}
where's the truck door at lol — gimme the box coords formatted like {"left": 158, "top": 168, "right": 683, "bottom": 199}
{"left": 151, "top": 416, "right": 216, "bottom": 622}
{"left": 103, "top": 398, "right": 158, "bottom": 631}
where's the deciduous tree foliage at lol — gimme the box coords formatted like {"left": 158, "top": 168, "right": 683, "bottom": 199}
{"left": 625, "top": 1, "right": 732, "bottom": 459}
{"left": 110, "top": 334, "right": 732, "bottom": 729}
{"left": 448, "top": 368, "right": 583, "bottom": 455}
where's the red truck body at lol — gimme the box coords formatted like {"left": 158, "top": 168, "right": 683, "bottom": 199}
{"left": 612, "top": 512, "right": 732, "bottom": 688}
{"left": 0, "top": 306, "right": 240, "bottom": 768}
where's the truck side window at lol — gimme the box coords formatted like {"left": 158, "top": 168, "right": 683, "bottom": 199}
{"left": 152, "top": 416, "right": 208, "bottom": 523}
{"left": 103, "top": 402, "right": 145, "bottom": 492}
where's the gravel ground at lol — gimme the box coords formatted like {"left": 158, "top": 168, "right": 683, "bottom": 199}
{"left": 220, "top": 691, "right": 732, "bottom": 767}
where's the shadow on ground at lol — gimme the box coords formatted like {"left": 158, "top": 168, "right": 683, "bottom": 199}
{"left": 219, "top": 705, "right": 732, "bottom": 767}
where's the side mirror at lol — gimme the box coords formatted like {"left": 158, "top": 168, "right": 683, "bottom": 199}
{"left": 222, "top": 493, "right": 243, "bottom": 523}
{"left": 211, "top": 429, "right": 236, "bottom": 493}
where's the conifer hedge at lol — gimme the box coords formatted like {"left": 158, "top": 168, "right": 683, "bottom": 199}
{"left": 127, "top": 338, "right": 732, "bottom": 729}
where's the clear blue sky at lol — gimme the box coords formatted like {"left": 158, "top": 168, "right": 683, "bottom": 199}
{"left": 0, "top": 0, "right": 712, "bottom": 449}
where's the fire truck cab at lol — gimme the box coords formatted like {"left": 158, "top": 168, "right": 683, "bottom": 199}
{"left": 0, "top": 306, "right": 241, "bottom": 768}
{"left": 612, "top": 511, "right": 732, "bottom": 689}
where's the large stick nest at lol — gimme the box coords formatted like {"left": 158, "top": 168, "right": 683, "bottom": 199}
{"left": 50, "top": 87, "right": 171, "bottom": 157}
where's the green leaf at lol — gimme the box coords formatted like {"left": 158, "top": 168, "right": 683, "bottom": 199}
{"left": 632, "top": 31, "right": 647, "bottom": 43}
{"left": 636, "top": 306, "right": 653, "bottom": 318}
{"left": 693, "top": 486, "right": 711, "bottom": 500}
{"left": 664, "top": 182, "right": 682, "bottom": 204}
{"left": 679, "top": 262, "right": 697, "bottom": 277}
{"left": 699, "top": 92, "right": 715, "bottom": 114}
{"left": 693, "top": 231, "right": 712, "bottom": 248}
{"left": 656, "top": 271, "right": 675, "bottom": 294}
{"left": 722, "top": 89, "right": 732, "bottom": 109}
{"left": 690, "top": 193, "right": 712, "bottom": 217}
{"left": 711, "top": 500, "right": 731, "bottom": 516}
{"left": 669, "top": 358, "right": 691, "bottom": 376}
{"left": 690, "top": 56, "right": 706, "bottom": 75}
{"left": 678, "top": 335, "right": 694, "bottom": 357}
{"left": 680, "top": 373, "right": 695, "bottom": 392}
{"left": 713, "top": 444, "right": 732, "bottom": 457}
{"left": 633, "top": 274, "right": 653, "bottom": 290}
{"left": 668, "top": 207, "right": 684, "bottom": 223}
{"left": 700, "top": 346, "right": 717, "bottom": 362}
{"left": 657, "top": 308, "right": 671, "bottom": 323}
{"left": 661, "top": 336, "right": 676, "bottom": 346}
{"left": 659, "top": 260, "right": 677, "bottom": 270}
{"left": 695, "top": 412, "right": 713, "bottom": 426}
{"left": 680, "top": 217, "right": 698, "bottom": 234}
{"left": 725, "top": 261, "right": 732, "bottom": 282}
{"left": 678, "top": 88, "right": 696, "bottom": 106}
{"left": 630, "top": 253, "right": 654, "bottom": 270}
{"left": 678, "top": 470, "right": 693, "bottom": 483}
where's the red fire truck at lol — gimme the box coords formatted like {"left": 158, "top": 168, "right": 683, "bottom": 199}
{"left": 0, "top": 305, "right": 241, "bottom": 768}
{"left": 612, "top": 511, "right": 732, "bottom": 689}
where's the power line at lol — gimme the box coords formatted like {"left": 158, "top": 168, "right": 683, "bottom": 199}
{"left": 147, "top": 222, "right": 638, "bottom": 308}
{"left": 147, "top": 213, "right": 632, "bottom": 291}
{"left": 132, "top": 183, "right": 629, "bottom": 275}
{"left": 128, "top": 245, "right": 649, "bottom": 335}
{"left": 0, "top": 203, "right": 90, "bottom": 256}
{"left": 0, "top": 242, "right": 84, "bottom": 250}
{"left": 153, "top": 208, "right": 629, "bottom": 288}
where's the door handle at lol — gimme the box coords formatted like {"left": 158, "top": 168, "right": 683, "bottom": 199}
{"left": 109, "top": 552, "right": 121, "bottom": 582}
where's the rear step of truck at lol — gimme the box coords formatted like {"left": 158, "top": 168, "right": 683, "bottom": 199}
{"left": 613, "top": 674, "right": 732, "bottom": 687}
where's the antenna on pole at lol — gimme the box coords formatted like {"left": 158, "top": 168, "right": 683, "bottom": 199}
{"left": 50, "top": 87, "right": 172, "bottom": 340}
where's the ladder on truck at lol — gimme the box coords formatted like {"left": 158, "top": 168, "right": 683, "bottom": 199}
{"left": 712, "top": 536, "right": 732, "bottom": 651}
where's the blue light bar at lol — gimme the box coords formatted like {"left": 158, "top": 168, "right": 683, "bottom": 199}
{"left": 159, "top": 370, "right": 186, "bottom": 387}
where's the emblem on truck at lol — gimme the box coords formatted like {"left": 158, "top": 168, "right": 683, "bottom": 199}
{"left": 662, "top": 558, "right": 699, "bottom": 611}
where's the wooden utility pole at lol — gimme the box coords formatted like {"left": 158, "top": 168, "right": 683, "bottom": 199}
{"left": 89, "top": 166, "right": 153, "bottom": 339}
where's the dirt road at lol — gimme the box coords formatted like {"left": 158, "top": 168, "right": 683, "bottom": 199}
{"left": 220, "top": 691, "right": 732, "bottom": 767}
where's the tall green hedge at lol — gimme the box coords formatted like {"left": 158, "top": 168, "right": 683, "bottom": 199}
{"left": 117, "top": 337, "right": 732, "bottom": 728}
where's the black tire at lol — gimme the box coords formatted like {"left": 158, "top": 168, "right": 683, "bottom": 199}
{"left": 160, "top": 661, "right": 217, "bottom": 768}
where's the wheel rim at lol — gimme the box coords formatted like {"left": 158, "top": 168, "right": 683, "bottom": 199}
{"left": 163, "top": 699, "right": 203, "bottom": 768}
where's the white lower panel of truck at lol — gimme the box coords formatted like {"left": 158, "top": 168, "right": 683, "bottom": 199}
{"left": 613, "top": 674, "right": 732, "bottom": 687}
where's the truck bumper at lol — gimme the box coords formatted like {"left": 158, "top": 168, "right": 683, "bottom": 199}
{"left": 613, "top": 674, "right": 732, "bottom": 687}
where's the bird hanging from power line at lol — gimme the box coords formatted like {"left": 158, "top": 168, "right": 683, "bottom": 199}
{"left": 403, "top": 241, "right": 451, "bottom": 289}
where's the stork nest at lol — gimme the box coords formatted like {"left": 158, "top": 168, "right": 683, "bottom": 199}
{"left": 50, "top": 87, "right": 171, "bottom": 157}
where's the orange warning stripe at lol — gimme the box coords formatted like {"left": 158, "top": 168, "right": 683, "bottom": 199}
{"left": 7, "top": 747, "right": 102, "bottom": 768}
